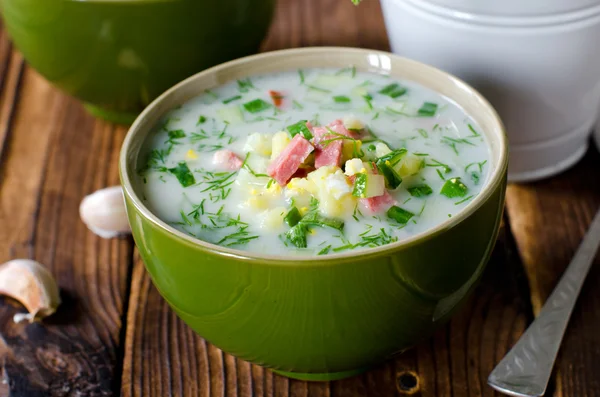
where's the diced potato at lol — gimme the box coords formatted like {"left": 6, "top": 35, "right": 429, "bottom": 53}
{"left": 217, "top": 106, "right": 244, "bottom": 124}
{"left": 375, "top": 142, "right": 392, "bottom": 158}
{"left": 307, "top": 166, "right": 357, "bottom": 218}
{"left": 271, "top": 131, "right": 291, "bottom": 159}
{"left": 343, "top": 116, "right": 365, "bottom": 130}
{"left": 245, "top": 153, "right": 270, "bottom": 174}
{"left": 259, "top": 207, "right": 287, "bottom": 230}
{"left": 319, "top": 194, "right": 356, "bottom": 218}
{"left": 235, "top": 169, "right": 270, "bottom": 192}
{"left": 285, "top": 177, "right": 317, "bottom": 208}
{"left": 244, "top": 133, "right": 272, "bottom": 157}
{"left": 244, "top": 196, "right": 269, "bottom": 211}
{"left": 396, "top": 154, "right": 425, "bottom": 177}
{"left": 342, "top": 140, "right": 363, "bottom": 163}
{"left": 344, "top": 158, "right": 364, "bottom": 176}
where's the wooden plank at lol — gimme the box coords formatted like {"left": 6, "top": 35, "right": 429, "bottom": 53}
{"left": 121, "top": 0, "right": 533, "bottom": 395}
{"left": 0, "top": 49, "right": 134, "bottom": 394}
{"left": 505, "top": 148, "right": 600, "bottom": 397}
{"left": 121, "top": 222, "right": 530, "bottom": 397}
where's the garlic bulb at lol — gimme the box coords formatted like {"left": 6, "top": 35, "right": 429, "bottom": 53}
{"left": 80, "top": 186, "right": 130, "bottom": 238}
{"left": 0, "top": 259, "right": 61, "bottom": 323}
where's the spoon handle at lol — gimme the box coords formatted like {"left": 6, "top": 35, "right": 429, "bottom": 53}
{"left": 488, "top": 207, "right": 600, "bottom": 397}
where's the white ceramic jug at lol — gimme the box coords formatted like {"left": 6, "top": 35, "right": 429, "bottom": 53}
{"left": 381, "top": 0, "right": 600, "bottom": 181}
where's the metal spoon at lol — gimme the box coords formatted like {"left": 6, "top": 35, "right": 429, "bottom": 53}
{"left": 488, "top": 207, "right": 600, "bottom": 397}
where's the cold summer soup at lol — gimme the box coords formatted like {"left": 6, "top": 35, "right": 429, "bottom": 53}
{"left": 136, "top": 67, "right": 491, "bottom": 256}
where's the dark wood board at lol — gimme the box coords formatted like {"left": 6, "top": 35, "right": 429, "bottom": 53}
{"left": 1, "top": 0, "right": 599, "bottom": 395}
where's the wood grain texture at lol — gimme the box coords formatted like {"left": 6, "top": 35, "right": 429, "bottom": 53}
{"left": 505, "top": 148, "right": 600, "bottom": 397}
{"left": 121, "top": 0, "right": 533, "bottom": 396}
{"left": 0, "top": 35, "right": 134, "bottom": 394}
{"left": 121, "top": 221, "right": 531, "bottom": 397}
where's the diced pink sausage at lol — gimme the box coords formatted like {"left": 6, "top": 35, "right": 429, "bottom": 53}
{"left": 311, "top": 126, "right": 343, "bottom": 168}
{"left": 327, "top": 119, "right": 359, "bottom": 139}
{"left": 309, "top": 126, "right": 340, "bottom": 168}
{"left": 268, "top": 135, "right": 314, "bottom": 186}
{"left": 360, "top": 191, "right": 396, "bottom": 214}
{"left": 212, "top": 150, "right": 243, "bottom": 170}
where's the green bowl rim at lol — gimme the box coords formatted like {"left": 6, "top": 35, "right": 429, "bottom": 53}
{"left": 119, "top": 46, "right": 508, "bottom": 264}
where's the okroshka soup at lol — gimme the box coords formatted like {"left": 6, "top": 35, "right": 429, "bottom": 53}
{"left": 120, "top": 49, "right": 507, "bottom": 380}
{"left": 134, "top": 67, "right": 491, "bottom": 256}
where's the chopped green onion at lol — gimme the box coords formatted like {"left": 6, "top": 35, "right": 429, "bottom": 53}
{"left": 378, "top": 83, "right": 407, "bottom": 98}
{"left": 196, "top": 115, "right": 207, "bottom": 125}
{"left": 168, "top": 129, "right": 186, "bottom": 139}
{"left": 237, "top": 78, "right": 256, "bottom": 93}
{"left": 286, "top": 120, "right": 313, "bottom": 139}
{"left": 441, "top": 178, "right": 468, "bottom": 198}
{"left": 222, "top": 95, "right": 242, "bottom": 104}
{"left": 333, "top": 95, "right": 351, "bottom": 103}
{"left": 407, "top": 184, "right": 433, "bottom": 197}
{"left": 387, "top": 206, "right": 414, "bottom": 225}
{"left": 418, "top": 102, "right": 438, "bottom": 117}
{"left": 300, "top": 211, "right": 344, "bottom": 231}
{"left": 285, "top": 224, "right": 307, "bottom": 248}
{"left": 284, "top": 207, "right": 302, "bottom": 227}
{"left": 243, "top": 99, "right": 271, "bottom": 113}
{"left": 168, "top": 161, "right": 196, "bottom": 187}
{"left": 417, "top": 128, "right": 428, "bottom": 138}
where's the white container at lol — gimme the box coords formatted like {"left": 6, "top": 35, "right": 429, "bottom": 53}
{"left": 381, "top": 0, "right": 600, "bottom": 182}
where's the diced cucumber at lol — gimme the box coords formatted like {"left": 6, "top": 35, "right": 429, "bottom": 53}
{"left": 441, "top": 178, "right": 468, "bottom": 198}
{"left": 217, "top": 106, "right": 244, "bottom": 124}
{"left": 395, "top": 154, "right": 425, "bottom": 177}
{"left": 352, "top": 172, "right": 385, "bottom": 198}
{"left": 312, "top": 74, "right": 353, "bottom": 89}
{"left": 299, "top": 211, "right": 344, "bottom": 231}
{"left": 387, "top": 206, "right": 414, "bottom": 224}
{"left": 376, "top": 159, "right": 403, "bottom": 189}
{"left": 244, "top": 152, "right": 270, "bottom": 176}
{"left": 376, "top": 149, "right": 407, "bottom": 168}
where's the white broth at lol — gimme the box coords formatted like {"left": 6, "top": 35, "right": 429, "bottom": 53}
{"left": 135, "top": 67, "right": 491, "bottom": 256}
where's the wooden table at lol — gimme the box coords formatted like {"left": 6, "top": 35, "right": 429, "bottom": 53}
{"left": 1, "top": 0, "right": 599, "bottom": 395}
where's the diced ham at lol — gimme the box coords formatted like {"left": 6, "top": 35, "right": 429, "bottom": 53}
{"left": 269, "top": 90, "right": 284, "bottom": 107}
{"left": 315, "top": 140, "right": 343, "bottom": 168}
{"left": 311, "top": 126, "right": 343, "bottom": 168}
{"left": 327, "top": 119, "right": 359, "bottom": 139}
{"left": 359, "top": 191, "right": 397, "bottom": 214}
{"left": 267, "top": 135, "right": 314, "bottom": 186}
{"left": 212, "top": 150, "right": 243, "bottom": 170}
{"left": 291, "top": 166, "right": 315, "bottom": 179}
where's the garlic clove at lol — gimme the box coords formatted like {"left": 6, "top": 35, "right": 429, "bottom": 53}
{"left": 0, "top": 259, "right": 61, "bottom": 323}
{"left": 80, "top": 186, "right": 131, "bottom": 238}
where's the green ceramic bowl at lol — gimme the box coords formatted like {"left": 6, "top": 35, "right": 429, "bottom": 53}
{"left": 0, "top": 0, "right": 275, "bottom": 124}
{"left": 120, "top": 47, "right": 508, "bottom": 381}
